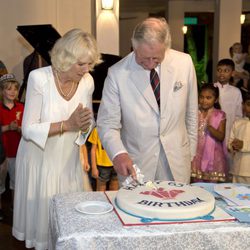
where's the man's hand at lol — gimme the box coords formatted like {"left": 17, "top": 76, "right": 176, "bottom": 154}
{"left": 113, "top": 153, "right": 136, "bottom": 179}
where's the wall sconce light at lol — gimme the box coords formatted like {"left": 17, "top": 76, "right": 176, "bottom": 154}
{"left": 240, "top": 14, "right": 245, "bottom": 24}
{"left": 182, "top": 26, "right": 188, "bottom": 34}
{"left": 101, "top": 0, "right": 114, "bottom": 10}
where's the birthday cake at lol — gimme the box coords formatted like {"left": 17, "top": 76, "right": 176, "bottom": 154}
{"left": 116, "top": 181, "right": 215, "bottom": 221}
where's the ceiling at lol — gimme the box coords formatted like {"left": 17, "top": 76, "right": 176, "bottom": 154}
{"left": 120, "top": 0, "right": 214, "bottom": 13}
{"left": 120, "top": 0, "right": 168, "bottom": 13}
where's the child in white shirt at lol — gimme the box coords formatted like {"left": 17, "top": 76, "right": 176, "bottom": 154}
{"left": 214, "top": 59, "right": 243, "bottom": 176}
{"left": 228, "top": 93, "right": 250, "bottom": 184}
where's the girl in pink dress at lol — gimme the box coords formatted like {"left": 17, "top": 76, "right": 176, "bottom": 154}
{"left": 191, "top": 83, "right": 227, "bottom": 182}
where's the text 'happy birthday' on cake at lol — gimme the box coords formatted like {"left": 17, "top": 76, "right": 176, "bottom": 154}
{"left": 115, "top": 181, "right": 215, "bottom": 221}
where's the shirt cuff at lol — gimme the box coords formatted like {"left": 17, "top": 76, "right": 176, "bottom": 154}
{"left": 112, "top": 150, "right": 127, "bottom": 161}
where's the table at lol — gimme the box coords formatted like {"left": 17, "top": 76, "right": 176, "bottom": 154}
{"left": 49, "top": 191, "right": 250, "bottom": 250}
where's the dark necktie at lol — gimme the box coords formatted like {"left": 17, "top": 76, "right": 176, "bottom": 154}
{"left": 150, "top": 68, "right": 160, "bottom": 107}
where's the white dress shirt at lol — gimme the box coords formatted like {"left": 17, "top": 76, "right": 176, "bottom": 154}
{"left": 214, "top": 82, "right": 243, "bottom": 144}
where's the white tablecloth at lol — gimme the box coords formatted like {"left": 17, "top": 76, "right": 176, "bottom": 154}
{"left": 49, "top": 191, "right": 250, "bottom": 250}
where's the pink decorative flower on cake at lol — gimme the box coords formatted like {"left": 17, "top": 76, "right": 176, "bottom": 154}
{"left": 140, "top": 188, "right": 184, "bottom": 199}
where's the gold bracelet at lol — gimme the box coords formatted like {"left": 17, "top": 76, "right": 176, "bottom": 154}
{"left": 60, "top": 121, "right": 64, "bottom": 136}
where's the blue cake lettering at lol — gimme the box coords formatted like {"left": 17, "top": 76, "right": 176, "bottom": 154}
{"left": 138, "top": 200, "right": 163, "bottom": 207}
{"left": 138, "top": 197, "right": 205, "bottom": 208}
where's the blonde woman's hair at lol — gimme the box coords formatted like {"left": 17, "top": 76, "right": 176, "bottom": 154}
{"left": 50, "top": 29, "right": 102, "bottom": 72}
{"left": 131, "top": 17, "right": 171, "bottom": 50}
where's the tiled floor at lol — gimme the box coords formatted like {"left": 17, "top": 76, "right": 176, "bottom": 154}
{"left": 0, "top": 187, "right": 27, "bottom": 250}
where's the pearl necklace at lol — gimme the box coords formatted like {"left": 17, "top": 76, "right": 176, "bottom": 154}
{"left": 55, "top": 71, "right": 75, "bottom": 98}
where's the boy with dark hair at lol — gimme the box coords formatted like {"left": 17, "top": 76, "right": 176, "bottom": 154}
{"left": 214, "top": 58, "right": 243, "bottom": 177}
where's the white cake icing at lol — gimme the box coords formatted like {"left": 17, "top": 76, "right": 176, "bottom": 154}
{"left": 116, "top": 181, "right": 215, "bottom": 220}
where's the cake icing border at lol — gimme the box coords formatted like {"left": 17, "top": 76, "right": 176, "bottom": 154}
{"left": 114, "top": 198, "right": 215, "bottom": 223}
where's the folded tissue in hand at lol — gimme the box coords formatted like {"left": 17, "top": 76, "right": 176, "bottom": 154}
{"left": 122, "top": 164, "right": 144, "bottom": 187}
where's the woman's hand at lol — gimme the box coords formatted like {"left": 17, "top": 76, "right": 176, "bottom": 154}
{"left": 64, "top": 104, "right": 92, "bottom": 132}
{"left": 83, "top": 162, "right": 90, "bottom": 172}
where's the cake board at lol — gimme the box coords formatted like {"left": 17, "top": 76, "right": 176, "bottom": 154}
{"left": 105, "top": 191, "right": 235, "bottom": 226}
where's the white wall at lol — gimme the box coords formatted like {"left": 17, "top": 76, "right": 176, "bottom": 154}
{"left": 96, "top": 0, "right": 120, "bottom": 55}
{"left": 0, "top": 0, "right": 93, "bottom": 84}
{"left": 119, "top": 12, "right": 148, "bottom": 57}
{"left": 216, "top": 0, "right": 242, "bottom": 60}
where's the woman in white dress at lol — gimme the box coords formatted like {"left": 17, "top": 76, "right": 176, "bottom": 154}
{"left": 12, "top": 29, "right": 101, "bottom": 249}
